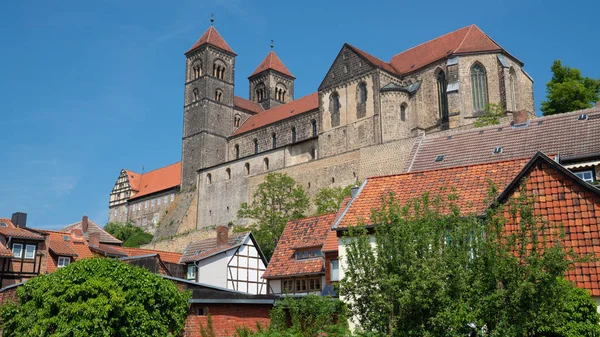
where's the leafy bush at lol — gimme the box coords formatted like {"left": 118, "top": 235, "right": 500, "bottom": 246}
{"left": 0, "top": 258, "right": 190, "bottom": 336}
{"left": 104, "top": 221, "right": 153, "bottom": 247}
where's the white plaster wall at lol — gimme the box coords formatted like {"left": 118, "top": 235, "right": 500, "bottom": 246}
{"left": 197, "top": 249, "right": 235, "bottom": 289}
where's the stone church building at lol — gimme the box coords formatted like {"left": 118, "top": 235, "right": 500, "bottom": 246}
{"left": 109, "top": 23, "right": 534, "bottom": 246}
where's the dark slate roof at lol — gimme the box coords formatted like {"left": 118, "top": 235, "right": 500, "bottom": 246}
{"left": 180, "top": 232, "right": 249, "bottom": 263}
{"left": 380, "top": 81, "right": 421, "bottom": 94}
{"left": 163, "top": 275, "right": 279, "bottom": 303}
{"left": 407, "top": 106, "right": 600, "bottom": 173}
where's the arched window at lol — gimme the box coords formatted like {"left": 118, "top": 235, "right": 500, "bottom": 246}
{"left": 311, "top": 119, "right": 317, "bottom": 137}
{"left": 509, "top": 68, "right": 517, "bottom": 111}
{"left": 310, "top": 148, "right": 316, "bottom": 160}
{"left": 255, "top": 83, "right": 266, "bottom": 102}
{"left": 213, "top": 60, "right": 226, "bottom": 80}
{"left": 275, "top": 83, "right": 287, "bottom": 102}
{"left": 234, "top": 144, "right": 239, "bottom": 159}
{"left": 330, "top": 92, "right": 341, "bottom": 127}
{"left": 244, "top": 163, "right": 250, "bottom": 175}
{"left": 357, "top": 83, "right": 367, "bottom": 104}
{"left": 253, "top": 138, "right": 258, "bottom": 154}
{"left": 226, "top": 168, "right": 231, "bottom": 180}
{"left": 191, "top": 60, "right": 202, "bottom": 80}
{"left": 234, "top": 114, "right": 241, "bottom": 128}
{"left": 436, "top": 70, "right": 449, "bottom": 122}
{"left": 206, "top": 173, "right": 212, "bottom": 185}
{"left": 471, "top": 63, "right": 488, "bottom": 112}
{"left": 400, "top": 104, "right": 407, "bottom": 122}
{"left": 215, "top": 89, "right": 223, "bottom": 102}
{"left": 263, "top": 158, "right": 269, "bottom": 171}
{"left": 272, "top": 133, "right": 277, "bottom": 149}
{"left": 291, "top": 127, "right": 296, "bottom": 143}
{"left": 193, "top": 88, "right": 199, "bottom": 102}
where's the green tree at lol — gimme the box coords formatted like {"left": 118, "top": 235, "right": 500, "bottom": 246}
{"left": 474, "top": 103, "right": 505, "bottom": 127}
{"left": 541, "top": 60, "right": 600, "bottom": 116}
{"left": 104, "top": 221, "right": 153, "bottom": 247}
{"left": 0, "top": 258, "right": 190, "bottom": 336}
{"left": 340, "top": 183, "right": 600, "bottom": 336}
{"left": 237, "top": 173, "right": 310, "bottom": 260}
{"left": 314, "top": 185, "right": 353, "bottom": 215}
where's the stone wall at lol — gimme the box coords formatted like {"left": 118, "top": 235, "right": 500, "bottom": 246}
{"left": 127, "top": 188, "right": 178, "bottom": 234}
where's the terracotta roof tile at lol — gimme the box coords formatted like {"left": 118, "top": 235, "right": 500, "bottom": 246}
{"left": 180, "top": 232, "right": 248, "bottom": 263}
{"left": 0, "top": 218, "right": 15, "bottom": 228}
{"left": 389, "top": 24, "right": 503, "bottom": 74}
{"left": 335, "top": 158, "right": 529, "bottom": 229}
{"left": 408, "top": 107, "right": 600, "bottom": 172}
{"left": 124, "top": 247, "right": 183, "bottom": 265}
{"left": 234, "top": 96, "right": 264, "bottom": 114}
{"left": 32, "top": 229, "right": 95, "bottom": 273}
{"left": 125, "top": 170, "right": 141, "bottom": 192}
{"left": 187, "top": 26, "right": 236, "bottom": 55}
{"left": 61, "top": 218, "right": 122, "bottom": 245}
{"left": 0, "top": 242, "right": 13, "bottom": 257}
{"left": 249, "top": 50, "right": 295, "bottom": 78}
{"left": 128, "top": 162, "right": 181, "bottom": 200}
{"left": 263, "top": 213, "right": 336, "bottom": 279}
{"left": 232, "top": 92, "right": 318, "bottom": 136}
{"left": 0, "top": 226, "right": 44, "bottom": 240}
{"left": 91, "top": 243, "right": 127, "bottom": 257}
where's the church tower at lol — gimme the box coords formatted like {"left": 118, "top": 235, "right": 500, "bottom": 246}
{"left": 181, "top": 23, "right": 236, "bottom": 187}
{"left": 248, "top": 47, "right": 295, "bottom": 110}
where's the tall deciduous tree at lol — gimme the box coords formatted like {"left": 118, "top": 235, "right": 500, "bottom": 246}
{"left": 340, "top": 183, "right": 600, "bottom": 336}
{"left": 237, "top": 173, "right": 310, "bottom": 260}
{"left": 314, "top": 185, "right": 353, "bottom": 215}
{"left": 0, "top": 258, "right": 190, "bottom": 336}
{"left": 104, "top": 221, "right": 153, "bottom": 247}
{"left": 541, "top": 60, "right": 600, "bottom": 116}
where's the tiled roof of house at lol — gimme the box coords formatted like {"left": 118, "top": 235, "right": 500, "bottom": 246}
{"left": 0, "top": 242, "right": 13, "bottom": 257}
{"left": 334, "top": 158, "right": 529, "bottom": 230}
{"left": 124, "top": 170, "right": 141, "bottom": 192}
{"left": 61, "top": 218, "right": 122, "bottom": 245}
{"left": 32, "top": 229, "right": 95, "bottom": 273}
{"left": 263, "top": 213, "right": 337, "bottom": 279}
{"left": 90, "top": 243, "right": 127, "bottom": 257}
{"left": 180, "top": 232, "right": 249, "bottom": 263}
{"left": 408, "top": 107, "right": 600, "bottom": 172}
{"left": 232, "top": 92, "right": 319, "bottom": 136}
{"left": 0, "top": 219, "right": 44, "bottom": 240}
{"left": 234, "top": 96, "right": 264, "bottom": 114}
{"left": 249, "top": 50, "right": 295, "bottom": 78}
{"left": 187, "top": 26, "right": 236, "bottom": 55}
{"left": 124, "top": 247, "right": 183, "bottom": 265}
{"left": 127, "top": 162, "right": 181, "bottom": 200}
{"left": 390, "top": 24, "right": 504, "bottom": 74}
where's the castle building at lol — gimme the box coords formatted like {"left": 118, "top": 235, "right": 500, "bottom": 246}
{"left": 111, "top": 23, "right": 537, "bottom": 243}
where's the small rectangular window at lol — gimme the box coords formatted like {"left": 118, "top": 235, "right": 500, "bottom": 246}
{"left": 24, "top": 244, "right": 36, "bottom": 259}
{"left": 144, "top": 201, "right": 148, "bottom": 209}
{"left": 171, "top": 194, "right": 175, "bottom": 202}
{"left": 58, "top": 256, "right": 71, "bottom": 268}
{"left": 187, "top": 264, "right": 197, "bottom": 280}
{"left": 574, "top": 170, "right": 594, "bottom": 183}
{"left": 435, "top": 155, "right": 444, "bottom": 162}
{"left": 151, "top": 199, "right": 155, "bottom": 207}
{"left": 12, "top": 243, "right": 23, "bottom": 258}
{"left": 330, "top": 260, "right": 340, "bottom": 281}
{"left": 164, "top": 196, "right": 168, "bottom": 204}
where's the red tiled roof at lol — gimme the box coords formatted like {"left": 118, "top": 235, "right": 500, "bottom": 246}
{"left": 91, "top": 243, "right": 127, "bottom": 257}
{"left": 408, "top": 107, "right": 600, "bottom": 172}
{"left": 128, "top": 162, "right": 181, "bottom": 200}
{"left": 0, "top": 226, "right": 44, "bottom": 240}
{"left": 232, "top": 92, "right": 319, "bottom": 136}
{"left": 263, "top": 213, "right": 336, "bottom": 279}
{"left": 322, "top": 228, "right": 339, "bottom": 253}
{"left": 335, "top": 158, "right": 529, "bottom": 230}
{"left": 345, "top": 44, "right": 398, "bottom": 75}
{"left": 187, "top": 26, "right": 236, "bottom": 55}
{"left": 249, "top": 50, "right": 295, "bottom": 78}
{"left": 0, "top": 242, "right": 13, "bottom": 257}
{"left": 125, "top": 170, "right": 141, "bottom": 192}
{"left": 61, "top": 218, "right": 122, "bottom": 245}
{"left": 124, "top": 247, "right": 183, "bottom": 265}
{"left": 33, "top": 229, "right": 95, "bottom": 273}
{"left": 180, "top": 232, "right": 249, "bottom": 263}
{"left": 234, "top": 96, "right": 264, "bottom": 114}
{"left": 389, "top": 24, "right": 503, "bottom": 74}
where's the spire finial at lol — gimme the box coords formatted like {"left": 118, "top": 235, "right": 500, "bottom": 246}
{"left": 210, "top": 13, "right": 214, "bottom": 25}
{"left": 270, "top": 39, "right": 274, "bottom": 50}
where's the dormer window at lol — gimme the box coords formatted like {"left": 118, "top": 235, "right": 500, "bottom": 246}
{"left": 58, "top": 256, "right": 71, "bottom": 268}
{"left": 295, "top": 248, "right": 322, "bottom": 260}
{"left": 186, "top": 264, "right": 197, "bottom": 280}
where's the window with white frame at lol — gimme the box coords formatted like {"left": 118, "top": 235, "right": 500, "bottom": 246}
{"left": 574, "top": 170, "right": 595, "bottom": 183}
{"left": 187, "top": 264, "right": 197, "bottom": 280}
{"left": 330, "top": 259, "right": 340, "bottom": 281}
{"left": 24, "top": 244, "right": 36, "bottom": 259}
{"left": 164, "top": 196, "right": 168, "bottom": 204}
{"left": 58, "top": 256, "right": 71, "bottom": 268}
{"left": 12, "top": 243, "right": 23, "bottom": 258}
{"left": 151, "top": 199, "right": 155, "bottom": 207}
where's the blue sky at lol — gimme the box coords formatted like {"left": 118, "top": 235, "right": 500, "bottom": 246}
{"left": 0, "top": 0, "right": 598, "bottom": 229}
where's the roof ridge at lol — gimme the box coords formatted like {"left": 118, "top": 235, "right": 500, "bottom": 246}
{"left": 454, "top": 24, "right": 474, "bottom": 54}
{"left": 134, "top": 161, "right": 181, "bottom": 176}
{"left": 289, "top": 213, "right": 335, "bottom": 222}
{"left": 390, "top": 24, "right": 472, "bottom": 60}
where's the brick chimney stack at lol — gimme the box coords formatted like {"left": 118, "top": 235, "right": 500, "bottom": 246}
{"left": 72, "top": 229, "right": 83, "bottom": 238}
{"left": 513, "top": 110, "right": 529, "bottom": 125}
{"left": 82, "top": 216, "right": 89, "bottom": 233}
{"left": 11, "top": 212, "right": 27, "bottom": 228}
{"left": 217, "top": 226, "right": 229, "bottom": 245}
{"left": 89, "top": 232, "right": 100, "bottom": 247}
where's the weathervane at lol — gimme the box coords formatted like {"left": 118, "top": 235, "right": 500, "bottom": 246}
{"left": 210, "top": 13, "right": 214, "bottom": 25}
{"left": 270, "top": 39, "right": 274, "bottom": 49}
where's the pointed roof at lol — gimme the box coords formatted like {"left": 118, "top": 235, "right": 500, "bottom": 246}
{"left": 128, "top": 162, "right": 181, "bottom": 200}
{"left": 389, "top": 24, "right": 505, "bottom": 74}
{"left": 249, "top": 50, "right": 295, "bottom": 79}
{"left": 187, "top": 26, "right": 236, "bottom": 55}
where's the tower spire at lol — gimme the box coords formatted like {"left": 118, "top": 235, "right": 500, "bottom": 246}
{"left": 270, "top": 39, "right": 274, "bottom": 50}
{"left": 210, "top": 13, "right": 214, "bottom": 25}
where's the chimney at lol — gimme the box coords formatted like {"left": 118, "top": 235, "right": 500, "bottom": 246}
{"left": 11, "top": 212, "right": 27, "bottom": 228}
{"left": 72, "top": 228, "right": 83, "bottom": 238}
{"left": 82, "top": 216, "right": 89, "bottom": 233}
{"left": 89, "top": 232, "right": 100, "bottom": 247}
{"left": 350, "top": 185, "right": 360, "bottom": 199}
{"left": 216, "top": 226, "right": 229, "bottom": 245}
{"left": 513, "top": 110, "right": 529, "bottom": 125}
